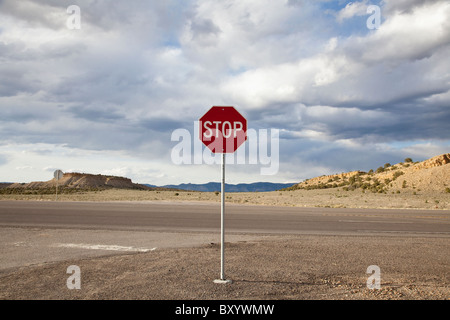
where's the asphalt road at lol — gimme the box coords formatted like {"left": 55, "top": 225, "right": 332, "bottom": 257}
{"left": 0, "top": 200, "right": 449, "bottom": 236}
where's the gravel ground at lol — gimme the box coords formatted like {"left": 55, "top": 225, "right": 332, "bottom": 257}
{"left": 0, "top": 234, "right": 448, "bottom": 300}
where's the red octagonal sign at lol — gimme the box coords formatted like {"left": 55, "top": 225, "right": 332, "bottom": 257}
{"left": 199, "top": 106, "right": 247, "bottom": 154}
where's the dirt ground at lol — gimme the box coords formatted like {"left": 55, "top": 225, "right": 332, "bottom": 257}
{"left": 0, "top": 234, "right": 448, "bottom": 300}
{"left": 1, "top": 187, "right": 449, "bottom": 210}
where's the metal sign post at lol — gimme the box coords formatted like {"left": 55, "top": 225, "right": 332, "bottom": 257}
{"left": 54, "top": 170, "right": 63, "bottom": 201}
{"left": 199, "top": 106, "right": 247, "bottom": 285}
{"left": 216, "top": 152, "right": 230, "bottom": 283}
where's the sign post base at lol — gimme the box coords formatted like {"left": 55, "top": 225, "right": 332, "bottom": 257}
{"left": 213, "top": 279, "right": 232, "bottom": 284}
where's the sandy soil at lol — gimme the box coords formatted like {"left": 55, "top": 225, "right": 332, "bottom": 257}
{"left": 1, "top": 188, "right": 449, "bottom": 210}
{"left": 0, "top": 234, "right": 448, "bottom": 300}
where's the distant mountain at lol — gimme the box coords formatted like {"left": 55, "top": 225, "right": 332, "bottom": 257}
{"left": 146, "top": 182, "right": 296, "bottom": 192}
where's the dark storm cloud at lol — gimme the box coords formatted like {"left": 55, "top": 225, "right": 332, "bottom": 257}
{"left": 139, "top": 117, "right": 188, "bottom": 133}
{"left": 66, "top": 104, "right": 126, "bottom": 122}
{"left": 190, "top": 18, "right": 221, "bottom": 40}
{"left": 381, "top": 0, "right": 439, "bottom": 15}
{"left": 0, "top": 69, "right": 37, "bottom": 97}
{"left": 0, "top": 0, "right": 66, "bottom": 30}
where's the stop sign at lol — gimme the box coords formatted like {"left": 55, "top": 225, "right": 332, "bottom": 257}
{"left": 199, "top": 106, "right": 247, "bottom": 153}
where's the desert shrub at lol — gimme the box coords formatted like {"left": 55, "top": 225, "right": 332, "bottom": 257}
{"left": 445, "top": 188, "right": 450, "bottom": 193}
{"left": 384, "top": 163, "right": 391, "bottom": 168}
{"left": 404, "top": 157, "right": 413, "bottom": 163}
{"left": 376, "top": 167, "right": 385, "bottom": 173}
{"left": 392, "top": 171, "right": 404, "bottom": 180}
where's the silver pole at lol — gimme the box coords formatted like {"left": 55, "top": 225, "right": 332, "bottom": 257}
{"left": 214, "top": 152, "right": 231, "bottom": 284}
{"left": 220, "top": 152, "right": 225, "bottom": 280}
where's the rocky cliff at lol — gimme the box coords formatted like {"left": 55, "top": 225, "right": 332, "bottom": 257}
{"left": 7, "top": 173, "right": 151, "bottom": 190}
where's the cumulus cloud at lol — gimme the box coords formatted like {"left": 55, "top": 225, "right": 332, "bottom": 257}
{"left": 381, "top": 0, "right": 438, "bottom": 15}
{"left": 336, "top": 1, "right": 370, "bottom": 23}
{"left": 358, "top": 1, "right": 450, "bottom": 63}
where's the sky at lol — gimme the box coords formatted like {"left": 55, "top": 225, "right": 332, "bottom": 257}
{"left": 0, "top": 0, "right": 449, "bottom": 185}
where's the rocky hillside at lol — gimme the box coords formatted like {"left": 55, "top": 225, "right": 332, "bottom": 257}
{"left": 5, "top": 173, "right": 153, "bottom": 191}
{"left": 285, "top": 153, "right": 450, "bottom": 194}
